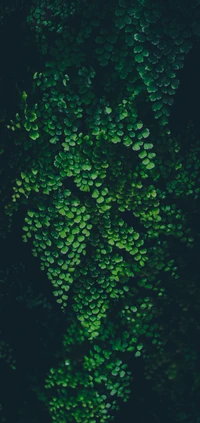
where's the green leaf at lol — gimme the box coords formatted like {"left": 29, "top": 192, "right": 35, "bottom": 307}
{"left": 134, "top": 46, "right": 143, "bottom": 53}
{"left": 120, "top": 371, "right": 125, "bottom": 377}
{"left": 22, "top": 91, "right": 28, "bottom": 102}
{"left": 91, "top": 172, "right": 98, "bottom": 180}
{"left": 74, "top": 215, "right": 81, "bottom": 223}
{"left": 135, "top": 54, "right": 144, "bottom": 63}
{"left": 29, "top": 112, "right": 37, "bottom": 122}
{"left": 105, "top": 107, "right": 112, "bottom": 114}
{"left": 62, "top": 295, "right": 68, "bottom": 300}
{"left": 29, "top": 131, "right": 39, "bottom": 140}
{"left": 35, "top": 221, "right": 42, "bottom": 228}
{"left": 92, "top": 189, "right": 99, "bottom": 198}
{"left": 59, "top": 208, "right": 66, "bottom": 216}
{"left": 138, "top": 150, "right": 147, "bottom": 159}
{"left": 112, "top": 136, "right": 121, "bottom": 143}
{"left": 96, "top": 196, "right": 104, "bottom": 203}
{"left": 127, "top": 346, "right": 135, "bottom": 351}
{"left": 23, "top": 226, "right": 29, "bottom": 232}
{"left": 144, "top": 143, "right": 153, "bottom": 150}
{"left": 146, "top": 162, "right": 155, "bottom": 170}
{"left": 60, "top": 230, "right": 66, "bottom": 238}
{"left": 61, "top": 246, "right": 68, "bottom": 254}
{"left": 32, "top": 169, "right": 38, "bottom": 175}
{"left": 27, "top": 211, "right": 34, "bottom": 218}
{"left": 66, "top": 211, "right": 74, "bottom": 219}
{"left": 124, "top": 137, "right": 132, "bottom": 147}
{"left": 67, "top": 234, "right": 75, "bottom": 243}
{"left": 131, "top": 306, "right": 137, "bottom": 312}
{"left": 132, "top": 142, "right": 142, "bottom": 151}
{"left": 142, "top": 128, "right": 150, "bottom": 138}
{"left": 142, "top": 158, "right": 150, "bottom": 165}
{"left": 47, "top": 256, "right": 54, "bottom": 264}
{"left": 137, "top": 344, "right": 143, "bottom": 351}
{"left": 110, "top": 389, "right": 117, "bottom": 396}
{"left": 134, "top": 33, "right": 145, "bottom": 42}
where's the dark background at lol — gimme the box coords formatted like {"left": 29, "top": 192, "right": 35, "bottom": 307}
{"left": 0, "top": 4, "right": 200, "bottom": 423}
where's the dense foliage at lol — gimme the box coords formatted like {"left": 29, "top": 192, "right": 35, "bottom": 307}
{"left": 0, "top": 0, "right": 200, "bottom": 422}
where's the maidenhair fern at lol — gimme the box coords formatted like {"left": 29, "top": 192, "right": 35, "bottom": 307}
{"left": 0, "top": 0, "right": 200, "bottom": 422}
